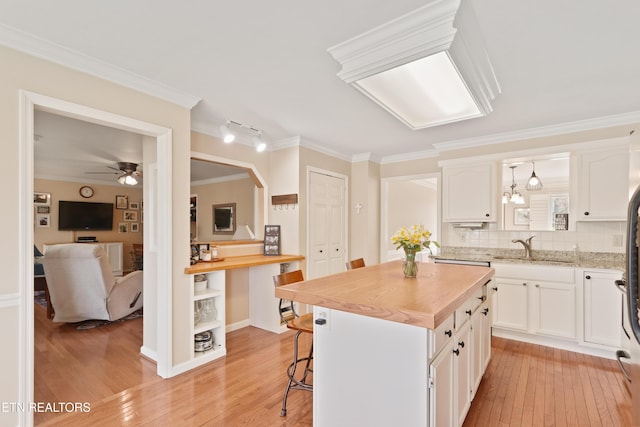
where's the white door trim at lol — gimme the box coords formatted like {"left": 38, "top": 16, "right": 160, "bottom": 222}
{"left": 19, "top": 91, "right": 173, "bottom": 425}
{"left": 306, "top": 166, "right": 349, "bottom": 279}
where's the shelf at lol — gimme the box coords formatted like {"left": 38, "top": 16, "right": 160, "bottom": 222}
{"left": 193, "top": 344, "right": 225, "bottom": 359}
{"left": 194, "top": 319, "right": 222, "bottom": 335}
{"left": 194, "top": 288, "right": 223, "bottom": 301}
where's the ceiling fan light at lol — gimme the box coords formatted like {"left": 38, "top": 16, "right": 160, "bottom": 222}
{"left": 124, "top": 175, "right": 137, "bottom": 185}
{"left": 117, "top": 175, "right": 126, "bottom": 185}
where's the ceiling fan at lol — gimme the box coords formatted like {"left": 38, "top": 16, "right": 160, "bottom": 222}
{"left": 86, "top": 162, "right": 142, "bottom": 185}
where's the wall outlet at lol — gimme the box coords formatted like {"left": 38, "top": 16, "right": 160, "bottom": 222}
{"left": 613, "top": 234, "right": 623, "bottom": 247}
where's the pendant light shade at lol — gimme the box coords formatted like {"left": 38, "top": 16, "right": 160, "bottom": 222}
{"left": 502, "top": 165, "right": 525, "bottom": 205}
{"left": 526, "top": 162, "right": 543, "bottom": 191}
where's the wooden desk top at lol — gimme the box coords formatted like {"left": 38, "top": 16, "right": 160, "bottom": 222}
{"left": 275, "top": 261, "right": 494, "bottom": 329}
{"left": 184, "top": 254, "right": 304, "bottom": 274}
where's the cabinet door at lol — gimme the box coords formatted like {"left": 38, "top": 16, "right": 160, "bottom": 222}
{"left": 481, "top": 303, "right": 492, "bottom": 372}
{"left": 578, "top": 147, "right": 628, "bottom": 220}
{"left": 429, "top": 342, "right": 454, "bottom": 427}
{"left": 493, "top": 279, "right": 528, "bottom": 331}
{"left": 532, "top": 281, "right": 576, "bottom": 340}
{"left": 454, "top": 321, "right": 472, "bottom": 426}
{"left": 471, "top": 309, "right": 483, "bottom": 398}
{"left": 584, "top": 271, "right": 622, "bottom": 347}
{"left": 442, "top": 163, "right": 495, "bottom": 222}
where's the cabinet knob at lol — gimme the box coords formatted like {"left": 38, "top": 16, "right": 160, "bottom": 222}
{"left": 482, "top": 308, "right": 489, "bottom": 316}
{"left": 585, "top": 275, "right": 591, "bottom": 280}
{"left": 584, "top": 211, "right": 590, "bottom": 216}
{"left": 492, "top": 287, "right": 498, "bottom": 291}
{"left": 453, "top": 348, "right": 460, "bottom": 356}
{"left": 485, "top": 213, "right": 490, "bottom": 217}
{"left": 319, "top": 249, "right": 323, "bottom": 253}
{"left": 465, "top": 310, "right": 472, "bottom": 316}
{"left": 458, "top": 340, "right": 465, "bottom": 348}
{"left": 335, "top": 248, "right": 339, "bottom": 252}
{"left": 523, "top": 283, "right": 527, "bottom": 287}
{"left": 535, "top": 284, "right": 539, "bottom": 288}
{"left": 477, "top": 296, "right": 486, "bottom": 302}
{"left": 445, "top": 330, "right": 452, "bottom": 337}
{"left": 315, "top": 318, "right": 327, "bottom": 325}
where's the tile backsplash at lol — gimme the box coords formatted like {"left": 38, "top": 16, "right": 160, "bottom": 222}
{"left": 442, "top": 221, "right": 626, "bottom": 254}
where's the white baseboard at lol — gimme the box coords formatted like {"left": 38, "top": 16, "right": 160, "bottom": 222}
{"left": 140, "top": 345, "right": 158, "bottom": 362}
{"left": 226, "top": 319, "right": 251, "bottom": 333}
{"left": 492, "top": 327, "right": 617, "bottom": 360}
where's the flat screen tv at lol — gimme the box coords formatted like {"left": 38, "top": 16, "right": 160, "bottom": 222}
{"left": 58, "top": 201, "right": 114, "bottom": 231}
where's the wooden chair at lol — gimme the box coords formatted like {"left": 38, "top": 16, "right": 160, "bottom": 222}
{"left": 346, "top": 257, "right": 366, "bottom": 270}
{"left": 273, "top": 270, "right": 313, "bottom": 417}
{"left": 130, "top": 243, "right": 143, "bottom": 271}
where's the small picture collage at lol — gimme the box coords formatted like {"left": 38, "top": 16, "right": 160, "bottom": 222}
{"left": 116, "top": 195, "right": 142, "bottom": 233}
{"left": 34, "top": 192, "right": 51, "bottom": 228}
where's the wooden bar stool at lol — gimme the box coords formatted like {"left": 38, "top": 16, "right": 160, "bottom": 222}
{"left": 346, "top": 257, "right": 365, "bottom": 270}
{"left": 273, "top": 270, "right": 313, "bottom": 417}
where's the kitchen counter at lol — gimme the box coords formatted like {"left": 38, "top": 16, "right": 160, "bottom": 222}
{"left": 434, "top": 246, "right": 624, "bottom": 271}
{"left": 184, "top": 254, "right": 304, "bottom": 274}
{"left": 274, "top": 260, "right": 494, "bottom": 329}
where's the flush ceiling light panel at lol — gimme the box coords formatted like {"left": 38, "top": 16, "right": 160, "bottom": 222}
{"left": 327, "top": 0, "right": 501, "bottom": 129}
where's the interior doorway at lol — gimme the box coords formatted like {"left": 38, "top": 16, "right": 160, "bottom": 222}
{"left": 380, "top": 173, "right": 440, "bottom": 262}
{"left": 19, "top": 91, "right": 174, "bottom": 422}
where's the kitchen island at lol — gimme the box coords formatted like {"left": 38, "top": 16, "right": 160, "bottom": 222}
{"left": 275, "top": 260, "right": 494, "bottom": 427}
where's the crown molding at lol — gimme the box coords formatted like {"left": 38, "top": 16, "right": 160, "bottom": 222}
{"left": 351, "top": 152, "right": 382, "bottom": 163}
{"left": 380, "top": 148, "right": 439, "bottom": 164}
{"left": 0, "top": 23, "right": 200, "bottom": 109}
{"left": 191, "top": 172, "right": 251, "bottom": 187}
{"left": 432, "top": 110, "right": 640, "bottom": 153}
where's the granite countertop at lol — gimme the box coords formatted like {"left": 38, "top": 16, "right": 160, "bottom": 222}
{"left": 433, "top": 247, "right": 624, "bottom": 271}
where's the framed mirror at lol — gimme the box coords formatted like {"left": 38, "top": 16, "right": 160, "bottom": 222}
{"left": 213, "top": 203, "right": 236, "bottom": 234}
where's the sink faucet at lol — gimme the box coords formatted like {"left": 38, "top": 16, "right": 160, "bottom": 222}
{"left": 511, "top": 236, "right": 535, "bottom": 258}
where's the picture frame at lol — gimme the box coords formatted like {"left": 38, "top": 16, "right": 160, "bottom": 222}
{"left": 36, "top": 214, "right": 50, "bottom": 228}
{"left": 116, "top": 195, "right": 128, "bottom": 209}
{"left": 129, "top": 201, "right": 140, "bottom": 210}
{"left": 36, "top": 206, "right": 50, "bottom": 214}
{"left": 124, "top": 211, "right": 138, "bottom": 221}
{"left": 118, "top": 223, "right": 128, "bottom": 233}
{"left": 514, "top": 208, "right": 531, "bottom": 225}
{"left": 198, "top": 243, "right": 210, "bottom": 259}
{"left": 34, "top": 192, "right": 51, "bottom": 206}
{"left": 131, "top": 223, "right": 140, "bottom": 232}
{"left": 213, "top": 203, "right": 236, "bottom": 234}
{"left": 264, "top": 225, "right": 281, "bottom": 256}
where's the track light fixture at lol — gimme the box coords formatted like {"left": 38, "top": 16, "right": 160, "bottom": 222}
{"left": 219, "top": 120, "right": 268, "bottom": 152}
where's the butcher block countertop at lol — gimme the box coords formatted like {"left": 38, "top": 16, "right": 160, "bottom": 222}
{"left": 275, "top": 260, "right": 494, "bottom": 330}
{"left": 184, "top": 254, "right": 304, "bottom": 274}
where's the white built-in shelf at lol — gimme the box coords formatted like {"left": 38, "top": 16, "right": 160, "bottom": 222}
{"left": 194, "top": 319, "right": 222, "bottom": 335}
{"left": 194, "top": 288, "right": 223, "bottom": 301}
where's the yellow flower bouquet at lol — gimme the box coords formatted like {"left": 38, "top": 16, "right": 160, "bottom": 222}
{"left": 391, "top": 225, "right": 439, "bottom": 277}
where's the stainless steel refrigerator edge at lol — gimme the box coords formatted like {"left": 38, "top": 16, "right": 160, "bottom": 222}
{"left": 626, "top": 129, "right": 640, "bottom": 425}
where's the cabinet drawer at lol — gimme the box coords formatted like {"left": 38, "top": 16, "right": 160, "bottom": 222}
{"left": 430, "top": 314, "right": 454, "bottom": 359}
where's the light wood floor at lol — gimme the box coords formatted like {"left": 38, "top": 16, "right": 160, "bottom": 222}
{"left": 34, "top": 303, "right": 631, "bottom": 426}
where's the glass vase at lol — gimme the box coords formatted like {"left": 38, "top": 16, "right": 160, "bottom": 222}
{"left": 403, "top": 248, "right": 418, "bottom": 278}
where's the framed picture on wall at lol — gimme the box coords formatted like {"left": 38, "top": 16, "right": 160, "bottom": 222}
{"left": 34, "top": 192, "right": 51, "bottom": 206}
{"left": 264, "top": 225, "right": 281, "bottom": 256}
{"left": 131, "top": 223, "right": 139, "bottom": 232}
{"left": 118, "top": 223, "right": 128, "bottom": 233}
{"left": 36, "top": 214, "right": 50, "bottom": 227}
{"left": 116, "top": 195, "right": 128, "bottom": 209}
{"left": 129, "top": 201, "right": 140, "bottom": 210}
{"left": 514, "top": 208, "right": 530, "bottom": 225}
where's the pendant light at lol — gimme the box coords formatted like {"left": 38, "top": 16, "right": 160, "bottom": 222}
{"left": 526, "top": 161, "right": 543, "bottom": 191}
{"left": 502, "top": 165, "right": 525, "bottom": 204}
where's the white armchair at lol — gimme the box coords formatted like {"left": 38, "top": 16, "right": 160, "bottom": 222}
{"left": 42, "top": 243, "right": 143, "bottom": 323}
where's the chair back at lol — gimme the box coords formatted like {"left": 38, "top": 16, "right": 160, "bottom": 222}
{"left": 346, "top": 258, "right": 366, "bottom": 270}
{"left": 42, "top": 244, "right": 114, "bottom": 322}
{"left": 273, "top": 270, "right": 304, "bottom": 322}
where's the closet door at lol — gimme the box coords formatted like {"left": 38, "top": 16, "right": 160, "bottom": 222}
{"left": 308, "top": 171, "right": 346, "bottom": 279}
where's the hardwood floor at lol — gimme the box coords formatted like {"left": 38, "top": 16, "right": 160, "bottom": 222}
{"left": 35, "top": 303, "right": 630, "bottom": 426}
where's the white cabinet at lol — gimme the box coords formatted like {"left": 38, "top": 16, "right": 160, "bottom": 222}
{"left": 190, "top": 270, "right": 226, "bottom": 364}
{"left": 577, "top": 145, "right": 628, "bottom": 220}
{"left": 492, "top": 263, "right": 576, "bottom": 340}
{"left": 442, "top": 162, "right": 496, "bottom": 222}
{"left": 493, "top": 278, "right": 529, "bottom": 331}
{"left": 531, "top": 280, "right": 576, "bottom": 340}
{"left": 429, "top": 286, "right": 490, "bottom": 427}
{"left": 583, "top": 270, "right": 623, "bottom": 348}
